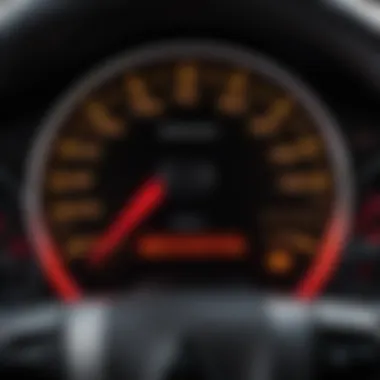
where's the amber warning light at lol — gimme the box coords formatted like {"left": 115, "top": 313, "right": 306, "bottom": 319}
{"left": 137, "top": 233, "right": 248, "bottom": 260}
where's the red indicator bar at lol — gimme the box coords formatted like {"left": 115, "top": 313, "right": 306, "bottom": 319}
{"left": 137, "top": 233, "right": 248, "bottom": 260}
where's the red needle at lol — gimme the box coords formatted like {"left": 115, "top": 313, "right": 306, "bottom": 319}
{"left": 89, "top": 177, "right": 166, "bottom": 266}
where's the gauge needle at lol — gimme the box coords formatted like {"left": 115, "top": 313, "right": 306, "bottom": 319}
{"left": 89, "top": 177, "right": 166, "bottom": 266}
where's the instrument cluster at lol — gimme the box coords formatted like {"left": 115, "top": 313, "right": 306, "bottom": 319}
{"left": 0, "top": 39, "right": 380, "bottom": 303}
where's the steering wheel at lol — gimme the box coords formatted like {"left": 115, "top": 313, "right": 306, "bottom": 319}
{"left": 1, "top": 293, "right": 379, "bottom": 380}
{"left": 1, "top": 1, "right": 380, "bottom": 379}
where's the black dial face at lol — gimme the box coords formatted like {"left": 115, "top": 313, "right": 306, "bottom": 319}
{"left": 25, "top": 43, "right": 352, "bottom": 300}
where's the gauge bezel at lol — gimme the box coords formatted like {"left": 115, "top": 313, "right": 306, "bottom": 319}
{"left": 23, "top": 40, "right": 354, "bottom": 301}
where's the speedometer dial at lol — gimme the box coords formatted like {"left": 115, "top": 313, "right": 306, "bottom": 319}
{"left": 24, "top": 42, "right": 352, "bottom": 301}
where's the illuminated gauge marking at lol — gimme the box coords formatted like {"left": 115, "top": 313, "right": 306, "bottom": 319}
{"left": 125, "top": 76, "right": 164, "bottom": 117}
{"left": 266, "top": 249, "right": 293, "bottom": 275}
{"left": 57, "top": 139, "right": 102, "bottom": 160}
{"left": 48, "top": 171, "right": 95, "bottom": 192}
{"left": 49, "top": 200, "right": 103, "bottom": 223}
{"left": 217, "top": 72, "right": 249, "bottom": 115}
{"left": 86, "top": 102, "right": 125, "bottom": 138}
{"left": 173, "top": 63, "right": 199, "bottom": 106}
{"left": 277, "top": 171, "right": 331, "bottom": 194}
{"left": 268, "top": 137, "right": 323, "bottom": 165}
{"left": 66, "top": 235, "right": 96, "bottom": 259}
{"left": 250, "top": 98, "right": 293, "bottom": 137}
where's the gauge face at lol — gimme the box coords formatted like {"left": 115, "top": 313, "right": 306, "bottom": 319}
{"left": 25, "top": 42, "right": 352, "bottom": 300}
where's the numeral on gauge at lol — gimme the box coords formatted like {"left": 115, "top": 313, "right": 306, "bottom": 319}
{"left": 278, "top": 171, "right": 331, "bottom": 194}
{"left": 125, "top": 76, "right": 164, "bottom": 117}
{"left": 86, "top": 102, "right": 125, "bottom": 138}
{"left": 48, "top": 171, "right": 95, "bottom": 193}
{"left": 250, "top": 98, "right": 293, "bottom": 137}
{"left": 218, "top": 72, "right": 249, "bottom": 116}
{"left": 57, "top": 139, "right": 102, "bottom": 161}
{"left": 50, "top": 199, "right": 104, "bottom": 223}
{"left": 173, "top": 63, "right": 199, "bottom": 107}
{"left": 67, "top": 235, "right": 96, "bottom": 259}
{"left": 268, "top": 137, "right": 322, "bottom": 165}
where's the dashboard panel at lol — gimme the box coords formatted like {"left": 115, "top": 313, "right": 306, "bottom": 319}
{"left": 1, "top": 0, "right": 380, "bottom": 303}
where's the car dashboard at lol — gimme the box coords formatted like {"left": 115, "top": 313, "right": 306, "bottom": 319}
{"left": 1, "top": 0, "right": 380, "bottom": 305}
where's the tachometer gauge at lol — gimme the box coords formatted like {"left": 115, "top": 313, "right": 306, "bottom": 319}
{"left": 24, "top": 42, "right": 352, "bottom": 301}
